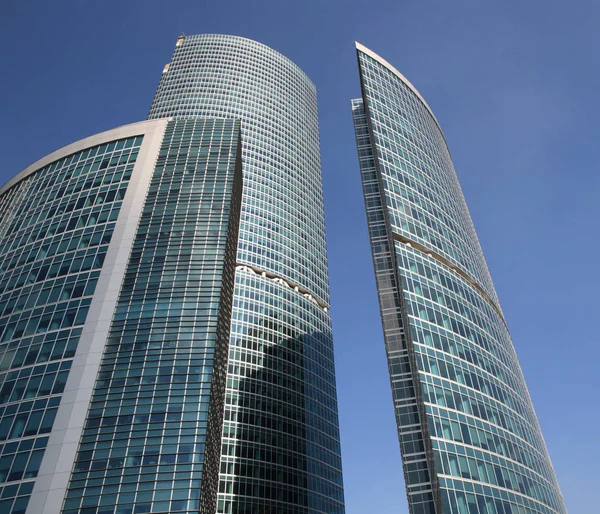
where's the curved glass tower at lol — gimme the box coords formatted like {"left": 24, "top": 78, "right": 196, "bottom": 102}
{"left": 0, "top": 118, "right": 244, "bottom": 514}
{"left": 149, "top": 35, "right": 345, "bottom": 514}
{"left": 352, "top": 43, "right": 566, "bottom": 514}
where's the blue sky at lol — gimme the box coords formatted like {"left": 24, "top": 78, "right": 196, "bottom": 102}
{"left": 1, "top": 1, "right": 597, "bottom": 512}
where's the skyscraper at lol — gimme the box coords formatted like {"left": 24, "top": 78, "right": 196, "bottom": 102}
{"left": 149, "top": 34, "right": 344, "bottom": 514}
{"left": 0, "top": 118, "right": 243, "bottom": 514}
{"left": 0, "top": 34, "right": 345, "bottom": 514}
{"left": 352, "top": 43, "right": 567, "bottom": 514}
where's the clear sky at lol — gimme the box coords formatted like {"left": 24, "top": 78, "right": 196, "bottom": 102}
{"left": 1, "top": 1, "right": 597, "bottom": 512}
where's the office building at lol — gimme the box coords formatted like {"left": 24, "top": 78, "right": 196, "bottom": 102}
{"left": 149, "top": 34, "right": 344, "bottom": 514}
{"left": 0, "top": 34, "right": 345, "bottom": 514}
{"left": 352, "top": 42, "right": 567, "bottom": 514}
{"left": 0, "top": 117, "right": 242, "bottom": 514}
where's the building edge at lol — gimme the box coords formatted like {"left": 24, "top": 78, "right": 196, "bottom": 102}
{"left": 21, "top": 119, "right": 170, "bottom": 513}
{"left": 351, "top": 95, "right": 443, "bottom": 514}
{"left": 355, "top": 42, "right": 445, "bottom": 142}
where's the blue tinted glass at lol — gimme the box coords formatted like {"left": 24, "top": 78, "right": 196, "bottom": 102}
{"left": 149, "top": 35, "right": 344, "bottom": 514}
{"left": 0, "top": 135, "right": 141, "bottom": 509}
{"left": 63, "top": 119, "right": 242, "bottom": 514}
{"left": 353, "top": 46, "right": 567, "bottom": 514}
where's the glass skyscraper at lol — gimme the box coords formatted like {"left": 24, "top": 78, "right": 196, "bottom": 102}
{"left": 0, "top": 117, "right": 243, "bottom": 514}
{"left": 149, "top": 34, "right": 344, "bottom": 514}
{"left": 0, "top": 34, "right": 344, "bottom": 514}
{"left": 352, "top": 43, "right": 567, "bottom": 514}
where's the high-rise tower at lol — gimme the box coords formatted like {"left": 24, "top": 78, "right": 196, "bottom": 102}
{"left": 0, "top": 34, "right": 345, "bottom": 514}
{"left": 0, "top": 118, "right": 243, "bottom": 514}
{"left": 149, "top": 35, "right": 344, "bottom": 514}
{"left": 352, "top": 43, "right": 567, "bottom": 514}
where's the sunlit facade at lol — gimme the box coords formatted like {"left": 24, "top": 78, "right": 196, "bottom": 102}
{"left": 352, "top": 42, "right": 567, "bottom": 514}
{"left": 0, "top": 117, "right": 243, "bottom": 514}
{"left": 149, "top": 35, "right": 344, "bottom": 514}
{"left": 0, "top": 33, "right": 345, "bottom": 514}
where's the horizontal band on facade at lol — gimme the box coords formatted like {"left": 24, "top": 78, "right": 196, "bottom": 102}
{"left": 235, "top": 263, "right": 330, "bottom": 312}
{"left": 390, "top": 232, "right": 506, "bottom": 327}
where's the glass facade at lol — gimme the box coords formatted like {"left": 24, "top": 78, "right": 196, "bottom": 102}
{"left": 0, "top": 136, "right": 142, "bottom": 513}
{"left": 352, "top": 44, "right": 567, "bottom": 514}
{"left": 149, "top": 35, "right": 345, "bottom": 514}
{"left": 61, "top": 118, "right": 243, "bottom": 514}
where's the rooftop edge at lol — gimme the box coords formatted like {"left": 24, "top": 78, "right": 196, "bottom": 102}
{"left": 355, "top": 41, "right": 444, "bottom": 136}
